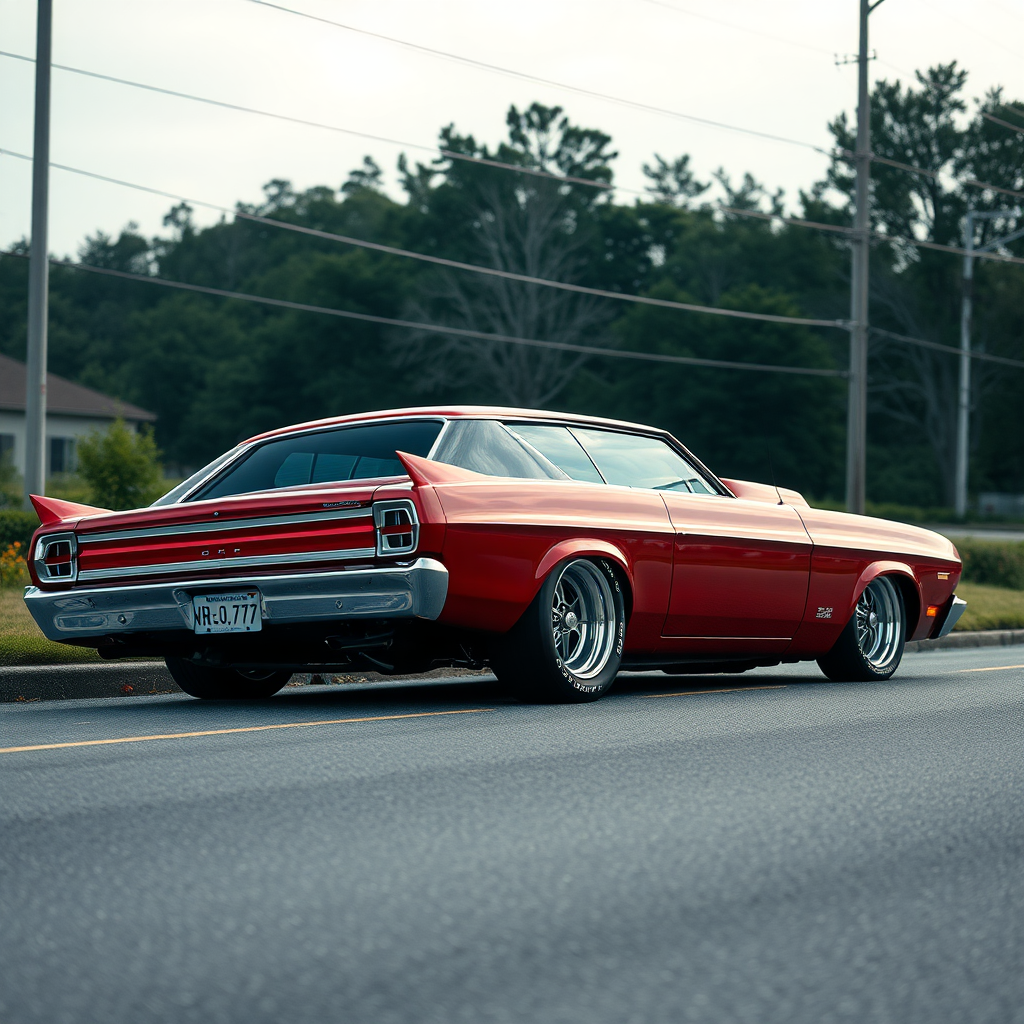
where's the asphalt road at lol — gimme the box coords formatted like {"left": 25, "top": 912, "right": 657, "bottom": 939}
{"left": 2, "top": 647, "right": 1023, "bottom": 1024}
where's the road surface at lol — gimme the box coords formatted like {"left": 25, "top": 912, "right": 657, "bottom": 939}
{"left": 2, "top": 646, "right": 1023, "bottom": 1023}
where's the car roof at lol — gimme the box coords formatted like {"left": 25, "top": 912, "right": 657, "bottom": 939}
{"left": 245, "top": 406, "right": 674, "bottom": 445}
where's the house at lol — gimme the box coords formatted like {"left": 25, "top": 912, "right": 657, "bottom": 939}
{"left": 0, "top": 353, "right": 156, "bottom": 479}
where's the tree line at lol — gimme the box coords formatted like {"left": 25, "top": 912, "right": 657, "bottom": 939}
{"left": 1, "top": 63, "right": 1022, "bottom": 507}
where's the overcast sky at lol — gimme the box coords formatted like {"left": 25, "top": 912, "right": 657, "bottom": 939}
{"left": 1, "top": 0, "right": 1022, "bottom": 258}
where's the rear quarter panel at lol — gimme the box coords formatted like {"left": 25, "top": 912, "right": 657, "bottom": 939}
{"left": 429, "top": 479, "right": 674, "bottom": 645}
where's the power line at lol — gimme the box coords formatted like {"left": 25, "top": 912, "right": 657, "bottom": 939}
{"left": 982, "top": 110, "right": 1024, "bottom": 135}
{"left": 0, "top": 250, "right": 846, "bottom": 378}
{"left": 0, "top": 147, "right": 848, "bottom": 328}
{"left": 8, "top": 46, "right": 1018, "bottom": 241}
{"left": 244, "top": 1, "right": 831, "bottom": 155}
{"left": 0, "top": 50, "right": 613, "bottom": 195}
{"left": 4, "top": 146, "right": 1021, "bottom": 310}
{"left": 636, "top": 0, "right": 836, "bottom": 58}
{"left": 871, "top": 326, "right": 1024, "bottom": 370}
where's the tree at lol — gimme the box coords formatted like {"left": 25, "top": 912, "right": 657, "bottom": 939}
{"left": 394, "top": 103, "right": 619, "bottom": 406}
{"left": 825, "top": 64, "right": 1024, "bottom": 505}
{"left": 77, "top": 419, "right": 163, "bottom": 510}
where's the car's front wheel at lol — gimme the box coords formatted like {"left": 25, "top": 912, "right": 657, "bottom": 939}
{"left": 491, "top": 557, "right": 626, "bottom": 703}
{"left": 165, "top": 658, "right": 292, "bottom": 700}
{"left": 816, "top": 575, "right": 906, "bottom": 682}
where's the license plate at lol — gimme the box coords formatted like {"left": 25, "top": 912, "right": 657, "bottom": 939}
{"left": 192, "top": 591, "right": 262, "bottom": 634}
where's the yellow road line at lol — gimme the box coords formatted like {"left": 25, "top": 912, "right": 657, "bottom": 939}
{"left": 959, "top": 664, "right": 1024, "bottom": 673}
{"left": 642, "top": 685, "right": 787, "bottom": 699}
{"left": 0, "top": 708, "right": 493, "bottom": 755}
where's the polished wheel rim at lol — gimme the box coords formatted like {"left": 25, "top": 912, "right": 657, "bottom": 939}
{"left": 550, "top": 560, "right": 617, "bottom": 680}
{"left": 855, "top": 576, "right": 903, "bottom": 671}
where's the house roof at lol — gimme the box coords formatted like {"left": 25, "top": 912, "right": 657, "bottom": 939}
{"left": 0, "top": 353, "right": 156, "bottom": 422}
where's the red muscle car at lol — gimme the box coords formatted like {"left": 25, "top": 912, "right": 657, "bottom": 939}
{"left": 24, "top": 407, "right": 965, "bottom": 702}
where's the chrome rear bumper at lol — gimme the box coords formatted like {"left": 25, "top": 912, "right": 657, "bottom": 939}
{"left": 23, "top": 558, "right": 449, "bottom": 643}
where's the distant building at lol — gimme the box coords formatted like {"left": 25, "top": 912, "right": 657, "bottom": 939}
{"left": 0, "top": 353, "right": 156, "bottom": 479}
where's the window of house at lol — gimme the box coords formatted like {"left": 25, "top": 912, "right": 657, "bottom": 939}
{"left": 48, "top": 437, "right": 76, "bottom": 475}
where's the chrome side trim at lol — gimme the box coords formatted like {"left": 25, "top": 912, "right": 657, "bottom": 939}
{"left": 934, "top": 595, "right": 967, "bottom": 639}
{"left": 23, "top": 558, "right": 450, "bottom": 641}
{"left": 79, "top": 506, "right": 371, "bottom": 545}
{"left": 78, "top": 547, "right": 378, "bottom": 582}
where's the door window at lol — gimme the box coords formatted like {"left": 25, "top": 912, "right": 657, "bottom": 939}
{"left": 570, "top": 428, "right": 715, "bottom": 492}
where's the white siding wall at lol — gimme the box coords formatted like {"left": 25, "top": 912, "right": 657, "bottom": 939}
{"left": 0, "top": 411, "right": 141, "bottom": 480}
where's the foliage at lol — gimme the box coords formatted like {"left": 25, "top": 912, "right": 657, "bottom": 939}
{"left": 0, "top": 77, "right": 1022, "bottom": 507}
{"left": 957, "top": 539, "right": 1024, "bottom": 590}
{"left": 0, "top": 449, "right": 21, "bottom": 508}
{"left": 0, "top": 541, "right": 29, "bottom": 588}
{"left": 76, "top": 419, "right": 164, "bottom": 510}
{"left": 0, "top": 510, "right": 39, "bottom": 552}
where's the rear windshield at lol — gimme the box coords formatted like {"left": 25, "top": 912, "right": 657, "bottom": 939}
{"left": 190, "top": 420, "right": 444, "bottom": 501}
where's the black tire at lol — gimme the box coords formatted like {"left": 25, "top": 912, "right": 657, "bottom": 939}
{"left": 816, "top": 575, "right": 906, "bottom": 682}
{"left": 165, "top": 658, "right": 291, "bottom": 700}
{"left": 491, "top": 557, "right": 626, "bottom": 703}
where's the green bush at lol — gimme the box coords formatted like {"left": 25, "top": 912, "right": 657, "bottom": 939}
{"left": 77, "top": 418, "right": 164, "bottom": 511}
{"left": 0, "top": 509, "right": 40, "bottom": 551}
{"left": 0, "top": 449, "right": 21, "bottom": 508}
{"left": 957, "top": 540, "right": 1024, "bottom": 591}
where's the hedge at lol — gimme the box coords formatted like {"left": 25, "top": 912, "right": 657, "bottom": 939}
{"left": 956, "top": 539, "right": 1024, "bottom": 591}
{"left": 0, "top": 510, "right": 40, "bottom": 553}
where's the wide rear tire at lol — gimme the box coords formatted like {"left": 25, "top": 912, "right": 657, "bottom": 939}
{"left": 816, "top": 576, "right": 906, "bottom": 682}
{"left": 165, "top": 658, "right": 291, "bottom": 700}
{"left": 491, "top": 557, "right": 626, "bottom": 703}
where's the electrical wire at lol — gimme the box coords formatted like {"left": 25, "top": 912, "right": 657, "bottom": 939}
{"left": 0, "top": 147, "right": 846, "bottom": 328}
{"left": 5, "top": 47, "right": 1016, "bottom": 229}
{"left": 982, "top": 110, "right": 1024, "bottom": 135}
{"left": 871, "top": 327, "right": 1024, "bottom": 370}
{"left": 0, "top": 50, "right": 612, "bottom": 195}
{"left": 244, "top": 1, "right": 831, "bottom": 155}
{"left": 636, "top": 0, "right": 836, "bottom": 58}
{"left": 0, "top": 250, "right": 847, "bottom": 378}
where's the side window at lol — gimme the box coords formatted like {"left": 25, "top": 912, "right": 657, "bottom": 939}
{"left": 570, "top": 427, "right": 716, "bottom": 492}
{"left": 432, "top": 420, "right": 566, "bottom": 480}
{"left": 506, "top": 424, "right": 605, "bottom": 483}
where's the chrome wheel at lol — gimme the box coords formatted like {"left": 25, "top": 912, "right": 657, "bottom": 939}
{"left": 855, "top": 576, "right": 903, "bottom": 671}
{"left": 550, "top": 559, "right": 618, "bottom": 680}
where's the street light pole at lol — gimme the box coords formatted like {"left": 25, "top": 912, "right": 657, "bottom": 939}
{"left": 23, "top": 0, "right": 52, "bottom": 509}
{"left": 845, "top": 0, "right": 884, "bottom": 515}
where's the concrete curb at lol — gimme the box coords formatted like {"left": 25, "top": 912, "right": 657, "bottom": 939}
{"left": 0, "top": 662, "right": 489, "bottom": 703}
{"left": 3, "top": 629, "right": 1022, "bottom": 701}
{"left": 906, "top": 628, "right": 1024, "bottom": 653}
{"left": 0, "top": 661, "right": 178, "bottom": 703}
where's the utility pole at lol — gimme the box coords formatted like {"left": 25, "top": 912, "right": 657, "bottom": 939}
{"left": 845, "top": 0, "right": 885, "bottom": 515}
{"left": 23, "top": 0, "right": 52, "bottom": 508}
{"left": 954, "top": 207, "right": 1024, "bottom": 518}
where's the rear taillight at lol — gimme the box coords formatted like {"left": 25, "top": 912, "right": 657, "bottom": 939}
{"left": 34, "top": 532, "right": 78, "bottom": 583}
{"left": 372, "top": 500, "right": 418, "bottom": 556}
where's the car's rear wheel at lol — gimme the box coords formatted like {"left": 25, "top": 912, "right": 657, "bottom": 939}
{"left": 491, "top": 557, "right": 626, "bottom": 703}
{"left": 165, "top": 658, "right": 291, "bottom": 700}
{"left": 816, "top": 575, "right": 906, "bottom": 682}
